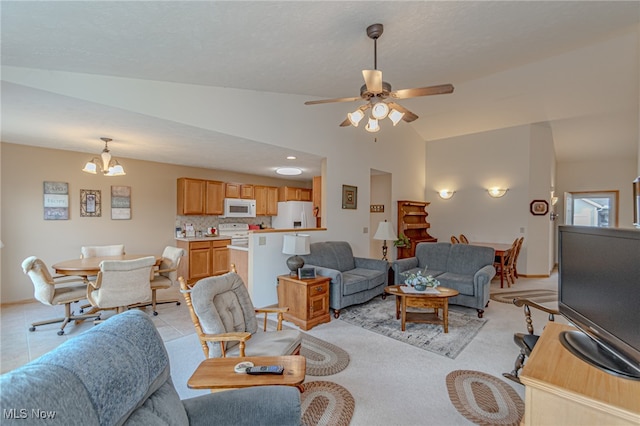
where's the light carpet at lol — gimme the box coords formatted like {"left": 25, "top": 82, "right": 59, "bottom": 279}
{"left": 446, "top": 370, "right": 525, "bottom": 426}
{"left": 490, "top": 289, "right": 557, "bottom": 304}
{"left": 337, "top": 296, "right": 487, "bottom": 359}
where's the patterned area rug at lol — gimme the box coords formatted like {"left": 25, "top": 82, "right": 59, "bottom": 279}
{"left": 301, "top": 381, "right": 355, "bottom": 426}
{"left": 446, "top": 370, "right": 524, "bottom": 426}
{"left": 338, "top": 296, "right": 487, "bottom": 359}
{"left": 267, "top": 319, "right": 350, "bottom": 376}
{"left": 490, "top": 289, "right": 557, "bottom": 304}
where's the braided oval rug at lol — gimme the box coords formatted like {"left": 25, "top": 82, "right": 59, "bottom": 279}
{"left": 301, "top": 381, "right": 355, "bottom": 426}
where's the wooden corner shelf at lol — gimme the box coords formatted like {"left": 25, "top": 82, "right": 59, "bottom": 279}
{"left": 397, "top": 200, "right": 437, "bottom": 259}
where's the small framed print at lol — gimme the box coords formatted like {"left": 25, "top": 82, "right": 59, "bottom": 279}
{"left": 342, "top": 185, "right": 357, "bottom": 209}
{"left": 298, "top": 267, "right": 316, "bottom": 280}
{"left": 81, "top": 189, "right": 101, "bottom": 217}
{"left": 530, "top": 199, "right": 549, "bottom": 216}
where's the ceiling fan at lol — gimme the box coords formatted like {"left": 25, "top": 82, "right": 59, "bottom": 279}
{"left": 304, "top": 23, "right": 454, "bottom": 132}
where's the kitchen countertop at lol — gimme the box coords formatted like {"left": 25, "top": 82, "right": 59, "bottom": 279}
{"left": 175, "top": 236, "right": 232, "bottom": 242}
{"left": 249, "top": 227, "right": 327, "bottom": 233}
{"left": 227, "top": 244, "right": 249, "bottom": 251}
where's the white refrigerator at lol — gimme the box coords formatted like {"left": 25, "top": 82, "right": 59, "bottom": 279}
{"left": 272, "top": 201, "right": 315, "bottom": 229}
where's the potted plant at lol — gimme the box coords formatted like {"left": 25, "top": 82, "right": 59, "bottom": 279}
{"left": 394, "top": 234, "right": 410, "bottom": 248}
{"left": 400, "top": 267, "right": 440, "bottom": 291}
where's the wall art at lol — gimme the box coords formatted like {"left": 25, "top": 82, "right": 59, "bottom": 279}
{"left": 111, "top": 185, "right": 131, "bottom": 220}
{"left": 342, "top": 185, "right": 357, "bottom": 209}
{"left": 43, "top": 181, "right": 69, "bottom": 220}
{"left": 81, "top": 189, "right": 101, "bottom": 217}
{"left": 530, "top": 199, "right": 549, "bottom": 216}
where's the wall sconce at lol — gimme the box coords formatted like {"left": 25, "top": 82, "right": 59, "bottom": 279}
{"left": 438, "top": 190, "right": 455, "bottom": 200}
{"left": 487, "top": 188, "right": 508, "bottom": 198}
{"left": 551, "top": 196, "right": 559, "bottom": 206}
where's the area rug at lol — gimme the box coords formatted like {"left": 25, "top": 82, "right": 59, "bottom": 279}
{"left": 446, "top": 370, "right": 524, "bottom": 426}
{"left": 301, "top": 381, "right": 355, "bottom": 426}
{"left": 337, "top": 297, "right": 486, "bottom": 359}
{"left": 267, "top": 319, "right": 350, "bottom": 376}
{"left": 490, "top": 289, "right": 557, "bottom": 304}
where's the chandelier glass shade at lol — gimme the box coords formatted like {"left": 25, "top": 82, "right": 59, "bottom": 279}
{"left": 82, "top": 138, "right": 126, "bottom": 176}
{"left": 348, "top": 100, "right": 405, "bottom": 132}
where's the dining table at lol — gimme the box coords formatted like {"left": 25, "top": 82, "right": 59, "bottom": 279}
{"left": 53, "top": 254, "right": 162, "bottom": 277}
{"left": 470, "top": 242, "right": 513, "bottom": 288}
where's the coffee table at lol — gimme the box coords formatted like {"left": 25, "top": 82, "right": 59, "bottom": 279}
{"left": 187, "top": 355, "right": 306, "bottom": 391}
{"left": 384, "top": 285, "right": 460, "bottom": 333}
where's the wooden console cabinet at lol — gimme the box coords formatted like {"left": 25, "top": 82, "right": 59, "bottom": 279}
{"left": 176, "top": 239, "right": 231, "bottom": 284}
{"left": 520, "top": 323, "right": 640, "bottom": 425}
{"left": 277, "top": 275, "right": 330, "bottom": 330}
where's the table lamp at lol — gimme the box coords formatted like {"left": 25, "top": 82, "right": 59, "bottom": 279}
{"left": 282, "top": 234, "right": 310, "bottom": 275}
{"left": 373, "top": 220, "right": 397, "bottom": 261}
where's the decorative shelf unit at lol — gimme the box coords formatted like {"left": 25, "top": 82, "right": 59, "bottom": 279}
{"left": 396, "top": 200, "right": 437, "bottom": 259}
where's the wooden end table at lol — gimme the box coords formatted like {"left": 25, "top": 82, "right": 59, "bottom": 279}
{"left": 384, "top": 285, "right": 459, "bottom": 333}
{"left": 187, "top": 355, "right": 306, "bottom": 392}
{"left": 277, "top": 274, "right": 331, "bottom": 330}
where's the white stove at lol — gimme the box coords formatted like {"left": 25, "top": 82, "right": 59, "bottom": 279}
{"left": 217, "top": 223, "right": 250, "bottom": 246}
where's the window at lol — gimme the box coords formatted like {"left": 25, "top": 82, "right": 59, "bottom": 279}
{"left": 564, "top": 191, "right": 618, "bottom": 227}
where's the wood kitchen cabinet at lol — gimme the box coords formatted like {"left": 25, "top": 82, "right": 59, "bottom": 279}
{"left": 176, "top": 239, "right": 231, "bottom": 284}
{"left": 278, "top": 186, "right": 312, "bottom": 202}
{"left": 277, "top": 275, "right": 331, "bottom": 330}
{"left": 177, "top": 178, "right": 224, "bottom": 215}
{"left": 254, "top": 185, "right": 278, "bottom": 216}
{"left": 225, "top": 183, "right": 254, "bottom": 199}
{"left": 312, "top": 176, "right": 322, "bottom": 227}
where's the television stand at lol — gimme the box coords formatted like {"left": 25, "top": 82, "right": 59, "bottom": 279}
{"left": 559, "top": 330, "right": 640, "bottom": 380}
{"left": 520, "top": 323, "right": 640, "bottom": 425}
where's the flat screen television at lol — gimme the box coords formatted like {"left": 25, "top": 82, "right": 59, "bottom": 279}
{"left": 558, "top": 225, "right": 640, "bottom": 380}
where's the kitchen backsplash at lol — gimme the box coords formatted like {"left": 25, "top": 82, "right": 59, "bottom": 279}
{"left": 175, "top": 216, "right": 272, "bottom": 235}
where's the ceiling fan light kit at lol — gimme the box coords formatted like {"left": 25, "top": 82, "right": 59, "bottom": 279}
{"left": 304, "top": 23, "right": 454, "bottom": 133}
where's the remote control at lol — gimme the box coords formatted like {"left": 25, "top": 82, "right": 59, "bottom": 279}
{"left": 245, "top": 365, "right": 284, "bottom": 375}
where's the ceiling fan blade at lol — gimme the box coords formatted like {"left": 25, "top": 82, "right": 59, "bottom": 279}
{"left": 387, "top": 102, "right": 419, "bottom": 123}
{"left": 339, "top": 118, "right": 351, "bottom": 127}
{"left": 362, "top": 70, "right": 383, "bottom": 94}
{"left": 305, "top": 96, "right": 362, "bottom": 105}
{"left": 390, "top": 84, "right": 454, "bottom": 100}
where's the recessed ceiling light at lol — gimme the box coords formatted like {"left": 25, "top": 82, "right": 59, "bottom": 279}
{"left": 286, "top": 156, "right": 297, "bottom": 160}
{"left": 276, "top": 167, "right": 302, "bottom": 176}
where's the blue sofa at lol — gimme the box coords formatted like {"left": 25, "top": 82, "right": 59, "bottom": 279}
{"left": 0, "top": 310, "right": 301, "bottom": 425}
{"left": 392, "top": 242, "right": 496, "bottom": 317}
{"left": 301, "top": 241, "right": 389, "bottom": 318}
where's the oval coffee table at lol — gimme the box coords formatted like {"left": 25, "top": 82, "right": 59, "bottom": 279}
{"left": 384, "top": 285, "right": 459, "bottom": 333}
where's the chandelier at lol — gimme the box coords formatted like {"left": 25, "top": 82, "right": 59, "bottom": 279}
{"left": 82, "top": 137, "right": 126, "bottom": 176}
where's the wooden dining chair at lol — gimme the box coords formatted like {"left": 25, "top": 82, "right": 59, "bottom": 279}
{"left": 512, "top": 237, "right": 524, "bottom": 279}
{"left": 450, "top": 235, "right": 460, "bottom": 244}
{"left": 503, "top": 238, "right": 520, "bottom": 286}
{"left": 459, "top": 234, "right": 469, "bottom": 244}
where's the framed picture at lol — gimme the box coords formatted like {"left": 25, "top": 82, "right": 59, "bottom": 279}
{"left": 111, "top": 185, "right": 131, "bottom": 220}
{"left": 43, "top": 181, "right": 69, "bottom": 220}
{"left": 530, "top": 199, "right": 549, "bottom": 216}
{"left": 342, "top": 185, "right": 357, "bottom": 209}
{"left": 81, "top": 189, "right": 101, "bottom": 217}
{"left": 298, "top": 267, "right": 316, "bottom": 280}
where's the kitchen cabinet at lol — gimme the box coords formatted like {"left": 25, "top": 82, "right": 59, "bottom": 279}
{"left": 277, "top": 274, "right": 331, "bottom": 330}
{"left": 177, "top": 178, "right": 206, "bottom": 215}
{"left": 254, "top": 185, "right": 278, "bottom": 216}
{"left": 205, "top": 180, "right": 224, "bottom": 215}
{"left": 312, "top": 176, "right": 322, "bottom": 227}
{"left": 177, "top": 178, "right": 224, "bottom": 215}
{"left": 229, "top": 247, "right": 248, "bottom": 286}
{"left": 176, "top": 239, "right": 231, "bottom": 284}
{"left": 396, "top": 200, "right": 437, "bottom": 259}
{"left": 225, "top": 183, "right": 254, "bottom": 199}
{"left": 278, "top": 186, "right": 312, "bottom": 202}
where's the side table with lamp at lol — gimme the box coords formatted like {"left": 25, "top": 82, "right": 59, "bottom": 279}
{"left": 278, "top": 233, "right": 330, "bottom": 330}
{"left": 373, "top": 219, "right": 397, "bottom": 284}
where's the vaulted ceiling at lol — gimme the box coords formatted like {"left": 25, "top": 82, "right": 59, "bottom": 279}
{"left": 2, "top": 1, "right": 639, "bottom": 179}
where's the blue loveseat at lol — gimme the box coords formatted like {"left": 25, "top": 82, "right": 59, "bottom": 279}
{"left": 0, "top": 310, "right": 301, "bottom": 425}
{"left": 301, "top": 241, "right": 389, "bottom": 318}
{"left": 392, "top": 242, "right": 496, "bottom": 317}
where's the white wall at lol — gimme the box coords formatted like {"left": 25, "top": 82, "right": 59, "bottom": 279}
{"left": 426, "top": 124, "right": 554, "bottom": 276}
{"left": 369, "top": 172, "right": 393, "bottom": 260}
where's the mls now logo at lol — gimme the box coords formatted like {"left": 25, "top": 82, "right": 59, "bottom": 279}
{"left": 4, "top": 408, "right": 56, "bottom": 419}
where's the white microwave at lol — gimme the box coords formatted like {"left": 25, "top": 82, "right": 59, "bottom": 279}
{"left": 222, "top": 198, "right": 256, "bottom": 218}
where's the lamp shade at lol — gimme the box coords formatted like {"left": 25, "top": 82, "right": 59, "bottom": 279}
{"left": 373, "top": 221, "right": 397, "bottom": 241}
{"left": 282, "top": 234, "right": 310, "bottom": 255}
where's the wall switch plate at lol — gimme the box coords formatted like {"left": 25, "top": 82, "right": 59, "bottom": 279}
{"left": 259, "top": 236, "right": 266, "bottom": 245}
{"left": 363, "top": 227, "right": 368, "bottom": 234}
{"left": 520, "top": 227, "right": 525, "bottom": 234}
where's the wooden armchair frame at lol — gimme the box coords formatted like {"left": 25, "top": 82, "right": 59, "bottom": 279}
{"left": 179, "top": 276, "right": 298, "bottom": 358}
{"left": 503, "top": 297, "right": 559, "bottom": 384}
